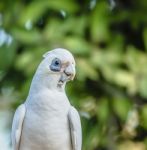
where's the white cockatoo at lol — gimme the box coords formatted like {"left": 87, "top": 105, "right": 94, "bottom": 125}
{"left": 11, "top": 48, "right": 82, "bottom": 150}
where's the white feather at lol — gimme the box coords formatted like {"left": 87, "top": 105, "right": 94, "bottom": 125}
{"left": 11, "top": 104, "right": 26, "bottom": 150}
{"left": 68, "top": 106, "right": 82, "bottom": 150}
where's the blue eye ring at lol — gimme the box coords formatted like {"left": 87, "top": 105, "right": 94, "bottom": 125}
{"left": 50, "top": 58, "right": 61, "bottom": 72}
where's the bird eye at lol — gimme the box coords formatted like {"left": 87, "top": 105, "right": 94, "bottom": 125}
{"left": 50, "top": 58, "right": 61, "bottom": 72}
{"left": 54, "top": 60, "right": 60, "bottom": 66}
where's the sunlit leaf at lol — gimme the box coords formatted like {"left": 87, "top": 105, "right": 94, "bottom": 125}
{"left": 63, "top": 37, "right": 91, "bottom": 55}
{"left": 138, "top": 78, "right": 147, "bottom": 98}
{"left": 76, "top": 58, "right": 98, "bottom": 81}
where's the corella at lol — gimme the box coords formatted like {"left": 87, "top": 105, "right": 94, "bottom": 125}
{"left": 11, "top": 48, "right": 82, "bottom": 150}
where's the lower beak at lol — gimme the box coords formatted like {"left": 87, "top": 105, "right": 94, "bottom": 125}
{"left": 64, "top": 66, "right": 75, "bottom": 81}
{"left": 58, "top": 66, "right": 75, "bottom": 85}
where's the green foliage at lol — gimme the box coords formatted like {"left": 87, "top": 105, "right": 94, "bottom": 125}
{"left": 0, "top": 0, "right": 147, "bottom": 149}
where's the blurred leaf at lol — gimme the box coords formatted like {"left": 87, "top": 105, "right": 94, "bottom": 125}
{"left": 113, "top": 70, "right": 136, "bottom": 94}
{"left": 81, "top": 97, "right": 97, "bottom": 115}
{"left": 19, "top": 0, "right": 79, "bottom": 25}
{"left": 44, "top": 16, "right": 87, "bottom": 40}
{"left": 76, "top": 58, "right": 98, "bottom": 81}
{"left": 83, "top": 125, "right": 100, "bottom": 150}
{"left": 125, "top": 46, "right": 147, "bottom": 74}
{"left": 97, "top": 98, "right": 109, "bottom": 123}
{"left": 90, "top": 2, "right": 110, "bottom": 42}
{"left": 90, "top": 49, "right": 122, "bottom": 69}
{"left": 0, "top": 42, "right": 17, "bottom": 70}
{"left": 112, "top": 98, "right": 132, "bottom": 121}
{"left": 43, "top": 19, "right": 63, "bottom": 40}
{"left": 138, "top": 78, "right": 147, "bottom": 98}
{"left": 143, "top": 28, "right": 147, "bottom": 51}
{"left": 63, "top": 37, "right": 91, "bottom": 55}
{"left": 117, "top": 141, "right": 146, "bottom": 150}
{"left": 14, "top": 49, "right": 40, "bottom": 76}
{"left": 140, "top": 105, "right": 147, "bottom": 129}
{"left": 11, "top": 27, "right": 42, "bottom": 44}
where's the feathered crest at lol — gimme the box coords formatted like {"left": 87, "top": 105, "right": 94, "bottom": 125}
{"left": 42, "top": 51, "right": 51, "bottom": 58}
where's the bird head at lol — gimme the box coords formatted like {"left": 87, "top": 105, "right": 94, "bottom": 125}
{"left": 35, "top": 48, "right": 76, "bottom": 90}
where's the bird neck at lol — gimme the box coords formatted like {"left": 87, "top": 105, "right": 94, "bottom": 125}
{"left": 28, "top": 71, "right": 66, "bottom": 96}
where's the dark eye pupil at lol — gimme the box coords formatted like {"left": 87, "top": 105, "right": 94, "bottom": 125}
{"left": 55, "top": 61, "right": 59, "bottom": 65}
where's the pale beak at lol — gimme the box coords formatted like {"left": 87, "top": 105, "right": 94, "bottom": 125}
{"left": 58, "top": 65, "right": 75, "bottom": 86}
{"left": 64, "top": 65, "right": 75, "bottom": 81}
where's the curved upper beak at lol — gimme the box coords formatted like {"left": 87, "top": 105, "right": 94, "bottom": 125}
{"left": 64, "top": 65, "right": 75, "bottom": 81}
{"left": 58, "top": 64, "right": 76, "bottom": 86}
